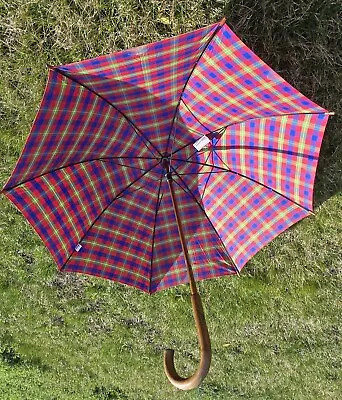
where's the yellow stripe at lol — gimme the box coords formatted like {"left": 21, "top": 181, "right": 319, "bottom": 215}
{"left": 234, "top": 203, "right": 303, "bottom": 259}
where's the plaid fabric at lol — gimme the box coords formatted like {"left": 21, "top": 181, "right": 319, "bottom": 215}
{"left": 3, "top": 19, "right": 330, "bottom": 292}
{"left": 213, "top": 113, "right": 329, "bottom": 210}
{"left": 196, "top": 172, "right": 310, "bottom": 270}
{"left": 178, "top": 24, "right": 326, "bottom": 137}
{"left": 55, "top": 22, "right": 218, "bottom": 153}
{"left": 4, "top": 70, "right": 156, "bottom": 189}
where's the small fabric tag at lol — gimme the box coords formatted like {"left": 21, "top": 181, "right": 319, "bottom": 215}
{"left": 193, "top": 135, "right": 210, "bottom": 151}
{"left": 75, "top": 244, "right": 82, "bottom": 252}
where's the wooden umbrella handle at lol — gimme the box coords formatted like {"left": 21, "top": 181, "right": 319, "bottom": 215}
{"left": 163, "top": 157, "right": 211, "bottom": 390}
{"left": 164, "top": 292, "right": 211, "bottom": 390}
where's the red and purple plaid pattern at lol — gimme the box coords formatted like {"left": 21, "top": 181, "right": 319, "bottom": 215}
{"left": 55, "top": 22, "right": 219, "bottom": 153}
{"left": 3, "top": 19, "right": 330, "bottom": 292}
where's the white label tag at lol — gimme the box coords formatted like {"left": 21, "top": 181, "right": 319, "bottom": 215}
{"left": 193, "top": 135, "right": 210, "bottom": 151}
{"left": 75, "top": 244, "right": 82, "bottom": 252}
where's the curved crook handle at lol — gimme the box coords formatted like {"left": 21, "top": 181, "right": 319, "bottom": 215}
{"left": 164, "top": 292, "right": 211, "bottom": 390}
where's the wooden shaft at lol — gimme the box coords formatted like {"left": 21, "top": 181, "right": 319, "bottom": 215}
{"left": 165, "top": 166, "right": 197, "bottom": 295}
{"left": 163, "top": 158, "right": 211, "bottom": 390}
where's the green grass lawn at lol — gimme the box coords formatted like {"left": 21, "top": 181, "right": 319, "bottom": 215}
{"left": 0, "top": 1, "right": 341, "bottom": 399}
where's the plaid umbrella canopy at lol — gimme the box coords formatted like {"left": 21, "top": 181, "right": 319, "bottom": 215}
{"left": 2, "top": 18, "right": 332, "bottom": 389}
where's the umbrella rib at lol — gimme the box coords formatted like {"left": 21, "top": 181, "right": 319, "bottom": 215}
{"left": 200, "top": 149, "right": 215, "bottom": 176}
{"left": 209, "top": 110, "right": 329, "bottom": 136}
{"left": 2, "top": 156, "right": 157, "bottom": 192}
{"left": 166, "top": 18, "right": 225, "bottom": 157}
{"left": 176, "top": 170, "right": 228, "bottom": 176}
{"left": 163, "top": 126, "right": 224, "bottom": 160}
{"left": 161, "top": 106, "right": 324, "bottom": 162}
{"left": 50, "top": 66, "right": 162, "bottom": 158}
{"left": 169, "top": 141, "right": 315, "bottom": 214}
{"left": 227, "top": 168, "right": 313, "bottom": 213}
{"left": 164, "top": 130, "right": 220, "bottom": 160}
{"left": 173, "top": 144, "right": 214, "bottom": 175}
{"left": 115, "top": 176, "right": 164, "bottom": 200}
{"left": 171, "top": 158, "right": 230, "bottom": 173}
{"left": 212, "top": 149, "right": 313, "bottom": 213}
{"left": 170, "top": 169, "right": 239, "bottom": 274}
{"left": 184, "top": 148, "right": 216, "bottom": 200}
{"left": 60, "top": 162, "right": 160, "bottom": 270}
{"left": 167, "top": 109, "right": 329, "bottom": 162}
{"left": 99, "top": 159, "right": 151, "bottom": 172}
{"left": 200, "top": 145, "right": 217, "bottom": 200}
{"left": 202, "top": 144, "right": 318, "bottom": 161}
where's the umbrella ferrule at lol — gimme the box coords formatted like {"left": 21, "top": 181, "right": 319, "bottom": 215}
{"left": 165, "top": 172, "right": 173, "bottom": 181}
{"left": 162, "top": 156, "right": 173, "bottom": 181}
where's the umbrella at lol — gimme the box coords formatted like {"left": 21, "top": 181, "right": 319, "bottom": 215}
{"left": 2, "top": 18, "right": 333, "bottom": 390}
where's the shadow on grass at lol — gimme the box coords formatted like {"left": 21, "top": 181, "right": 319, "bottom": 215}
{"left": 221, "top": 1, "right": 342, "bottom": 208}
{"left": 93, "top": 385, "right": 130, "bottom": 400}
{"left": 1, "top": 343, "right": 51, "bottom": 372}
{"left": 313, "top": 116, "right": 342, "bottom": 208}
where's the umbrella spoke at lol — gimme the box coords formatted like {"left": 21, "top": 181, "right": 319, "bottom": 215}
{"left": 224, "top": 167, "right": 313, "bottom": 213}
{"left": 60, "top": 162, "right": 161, "bottom": 270}
{"left": 99, "top": 159, "right": 154, "bottom": 173}
{"left": 208, "top": 110, "right": 332, "bottom": 136}
{"left": 176, "top": 170, "right": 228, "bottom": 176}
{"left": 210, "top": 146, "right": 314, "bottom": 213}
{"left": 170, "top": 170, "right": 239, "bottom": 274}
{"left": 166, "top": 19, "right": 226, "bottom": 158}
{"left": 114, "top": 177, "right": 164, "bottom": 201}
{"left": 201, "top": 144, "right": 319, "bottom": 160}
{"left": 172, "top": 158, "right": 230, "bottom": 173}
{"left": 3, "top": 156, "right": 158, "bottom": 192}
{"left": 52, "top": 66, "right": 162, "bottom": 158}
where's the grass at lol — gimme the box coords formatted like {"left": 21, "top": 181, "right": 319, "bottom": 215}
{"left": 0, "top": 0, "right": 341, "bottom": 399}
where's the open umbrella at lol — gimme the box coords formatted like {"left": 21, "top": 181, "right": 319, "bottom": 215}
{"left": 2, "top": 18, "right": 332, "bottom": 390}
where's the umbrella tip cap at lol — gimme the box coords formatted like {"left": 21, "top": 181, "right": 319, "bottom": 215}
{"left": 219, "top": 17, "right": 226, "bottom": 26}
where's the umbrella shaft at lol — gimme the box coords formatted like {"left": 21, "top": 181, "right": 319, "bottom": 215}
{"left": 164, "top": 159, "right": 198, "bottom": 295}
